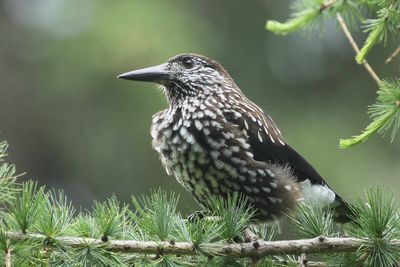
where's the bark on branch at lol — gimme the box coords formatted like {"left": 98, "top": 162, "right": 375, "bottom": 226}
{"left": 7, "top": 232, "right": 400, "bottom": 258}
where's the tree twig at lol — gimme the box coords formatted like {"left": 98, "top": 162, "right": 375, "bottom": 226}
{"left": 7, "top": 232, "right": 400, "bottom": 258}
{"left": 385, "top": 46, "right": 400, "bottom": 64}
{"left": 335, "top": 12, "right": 382, "bottom": 85}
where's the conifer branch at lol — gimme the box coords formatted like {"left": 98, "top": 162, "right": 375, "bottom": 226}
{"left": 385, "top": 45, "right": 400, "bottom": 64}
{"left": 336, "top": 12, "right": 382, "bottom": 85}
{"left": 5, "top": 232, "right": 400, "bottom": 258}
{"left": 266, "top": 2, "right": 400, "bottom": 146}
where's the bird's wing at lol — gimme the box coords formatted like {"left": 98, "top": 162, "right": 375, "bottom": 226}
{"left": 223, "top": 104, "right": 352, "bottom": 222}
{"left": 224, "top": 106, "right": 326, "bottom": 186}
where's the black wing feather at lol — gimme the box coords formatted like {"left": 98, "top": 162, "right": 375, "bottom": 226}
{"left": 228, "top": 110, "right": 327, "bottom": 186}
{"left": 249, "top": 129, "right": 326, "bottom": 186}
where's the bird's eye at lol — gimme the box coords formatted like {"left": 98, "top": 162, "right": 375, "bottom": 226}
{"left": 181, "top": 58, "right": 195, "bottom": 69}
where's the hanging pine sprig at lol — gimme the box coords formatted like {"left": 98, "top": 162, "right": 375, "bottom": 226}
{"left": 266, "top": 0, "right": 400, "bottom": 148}
{"left": 340, "top": 78, "right": 400, "bottom": 147}
{"left": 356, "top": 1, "right": 400, "bottom": 63}
{"left": 266, "top": 0, "right": 360, "bottom": 36}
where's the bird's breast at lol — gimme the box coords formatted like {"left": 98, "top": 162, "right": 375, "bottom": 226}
{"left": 150, "top": 105, "right": 245, "bottom": 197}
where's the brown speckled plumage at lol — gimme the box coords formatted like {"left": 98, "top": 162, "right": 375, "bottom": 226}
{"left": 118, "top": 53, "right": 351, "bottom": 222}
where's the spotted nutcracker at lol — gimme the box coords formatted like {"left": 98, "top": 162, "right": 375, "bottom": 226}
{"left": 118, "top": 53, "right": 351, "bottom": 222}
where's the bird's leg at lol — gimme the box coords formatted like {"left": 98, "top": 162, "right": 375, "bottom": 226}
{"left": 243, "top": 228, "right": 259, "bottom": 242}
{"left": 187, "top": 210, "right": 209, "bottom": 222}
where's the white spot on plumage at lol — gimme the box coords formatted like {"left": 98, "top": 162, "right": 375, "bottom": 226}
{"left": 192, "top": 142, "right": 202, "bottom": 152}
{"left": 257, "top": 169, "right": 265, "bottom": 176}
{"left": 172, "top": 135, "right": 180, "bottom": 144}
{"left": 233, "top": 111, "right": 242, "bottom": 119}
{"left": 248, "top": 170, "right": 257, "bottom": 177}
{"left": 244, "top": 119, "right": 249, "bottom": 130}
{"left": 266, "top": 169, "right": 275, "bottom": 178}
{"left": 244, "top": 186, "right": 252, "bottom": 193}
{"left": 179, "top": 127, "right": 188, "bottom": 138}
{"left": 163, "top": 129, "right": 172, "bottom": 138}
{"left": 223, "top": 148, "right": 233, "bottom": 157}
{"left": 263, "top": 126, "right": 269, "bottom": 135}
{"left": 185, "top": 133, "right": 195, "bottom": 144}
{"left": 240, "top": 165, "right": 248, "bottom": 173}
{"left": 192, "top": 99, "right": 200, "bottom": 107}
{"left": 245, "top": 151, "right": 254, "bottom": 158}
{"left": 261, "top": 187, "right": 271, "bottom": 193}
{"left": 173, "top": 119, "right": 183, "bottom": 131}
{"left": 247, "top": 105, "right": 256, "bottom": 112}
{"left": 257, "top": 131, "right": 263, "bottom": 142}
{"left": 231, "top": 157, "right": 241, "bottom": 164}
{"left": 269, "top": 182, "right": 278, "bottom": 188}
{"left": 211, "top": 150, "right": 220, "bottom": 159}
{"left": 207, "top": 137, "right": 222, "bottom": 149}
{"left": 214, "top": 160, "right": 224, "bottom": 169}
{"left": 269, "top": 136, "right": 276, "bottom": 143}
{"left": 194, "top": 120, "right": 203, "bottom": 130}
{"left": 223, "top": 164, "right": 237, "bottom": 177}
{"left": 222, "top": 132, "right": 234, "bottom": 139}
{"left": 238, "top": 175, "right": 246, "bottom": 182}
{"left": 210, "top": 121, "right": 221, "bottom": 128}
{"left": 188, "top": 106, "right": 196, "bottom": 113}
{"left": 231, "top": 146, "right": 240, "bottom": 152}
{"left": 204, "top": 109, "right": 217, "bottom": 119}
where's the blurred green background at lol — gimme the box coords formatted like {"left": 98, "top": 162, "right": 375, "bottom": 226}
{"left": 0, "top": 0, "right": 399, "bottom": 215}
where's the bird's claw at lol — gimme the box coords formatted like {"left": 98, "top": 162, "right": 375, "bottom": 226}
{"left": 187, "top": 210, "right": 208, "bottom": 222}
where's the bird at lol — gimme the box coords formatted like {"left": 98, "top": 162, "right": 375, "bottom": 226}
{"left": 117, "top": 53, "right": 351, "bottom": 223}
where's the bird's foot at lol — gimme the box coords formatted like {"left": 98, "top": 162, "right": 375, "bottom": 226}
{"left": 243, "top": 228, "right": 259, "bottom": 242}
{"left": 187, "top": 210, "right": 209, "bottom": 222}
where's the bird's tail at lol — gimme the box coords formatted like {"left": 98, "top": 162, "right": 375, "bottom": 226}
{"left": 333, "top": 196, "right": 355, "bottom": 223}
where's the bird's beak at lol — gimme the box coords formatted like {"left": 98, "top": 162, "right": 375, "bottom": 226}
{"left": 117, "top": 63, "right": 171, "bottom": 83}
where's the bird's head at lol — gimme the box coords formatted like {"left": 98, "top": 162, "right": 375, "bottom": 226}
{"left": 118, "top": 53, "right": 235, "bottom": 104}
